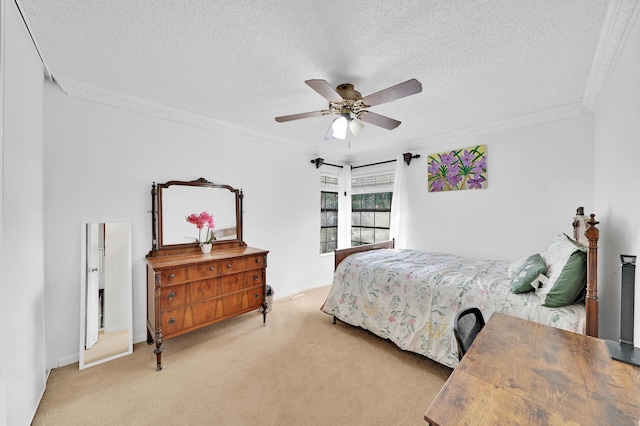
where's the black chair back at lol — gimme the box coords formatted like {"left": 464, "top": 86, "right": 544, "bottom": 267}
{"left": 453, "top": 307, "right": 485, "bottom": 360}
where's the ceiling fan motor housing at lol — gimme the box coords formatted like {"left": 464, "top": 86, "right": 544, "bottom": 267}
{"left": 335, "top": 84, "right": 362, "bottom": 101}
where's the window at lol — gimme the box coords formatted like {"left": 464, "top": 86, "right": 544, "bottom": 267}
{"left": 351, "top": 192, "right": 392, "bottom": 246}
{"left": 320, "top": 191, "right": 338, "bottom": 254}
{"left": 350, "top": 172, "right": 394, "bottom": 247}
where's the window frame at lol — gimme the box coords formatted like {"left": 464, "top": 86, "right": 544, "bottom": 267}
{"left": 320, "top": 182, "right": 339, "bottom": 254}
{"left": 350, "top": 172, "right": 394, "bottom": 247}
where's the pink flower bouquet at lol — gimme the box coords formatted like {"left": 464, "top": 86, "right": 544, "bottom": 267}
{"left": 186, "top": 211, "right": 216, "bottom": 245}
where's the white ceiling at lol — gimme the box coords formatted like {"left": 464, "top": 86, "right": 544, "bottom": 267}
{"left": 17, "top": 1, "right": 634, "bottom": 161}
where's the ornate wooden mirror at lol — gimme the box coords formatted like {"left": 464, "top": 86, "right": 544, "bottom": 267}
{"left": 149, "top": 177, "right": 245, "bottom": 257}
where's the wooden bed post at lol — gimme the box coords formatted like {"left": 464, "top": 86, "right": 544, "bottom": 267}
{"left": 585, "top": 214, "right": 599, "bottom": 338}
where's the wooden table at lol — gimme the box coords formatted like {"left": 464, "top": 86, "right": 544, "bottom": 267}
{"left": 424, "top": 312, "right": 640, "bottom": 425}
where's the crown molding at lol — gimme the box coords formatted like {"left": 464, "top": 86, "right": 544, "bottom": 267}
{"left": 53, "top": 76, "right": 320, "bottom": 156}
{"left": 346, "top": 102, "right": 592, "bottom": 164}
{"left": 56, "top": 75, "right": 594, "bottom": 166}
{"left": 583, "top": 0, "right": 639, "bottom": 111}
{"left": 14, "top": 0, "right": 53, "bottom": 81}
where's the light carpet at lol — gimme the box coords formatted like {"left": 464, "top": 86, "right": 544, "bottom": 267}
{"left": 33, "top": 285, "right": 451, "bottom": 425}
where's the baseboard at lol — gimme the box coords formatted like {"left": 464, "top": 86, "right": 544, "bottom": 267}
{"left": 30, "top": 371, "right": 49, "bottom": 425}
{"left": 273, "top": 283, "right": 330, "bottom": 300}
{"left": 58, "top": 353, "right": 79, "bottom": 368}
{"left": 133, "top": 332, "right": 148, "bottom": 345}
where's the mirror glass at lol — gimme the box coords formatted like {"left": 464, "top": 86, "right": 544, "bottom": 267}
{"left": 161, "top": 185, "right": 238, "bottom": 245}
{"left": 152, "top": 179, "right": 244, "bottom": 254}
{"left": 80, "top": 221, "right": 132, "bottom": 369}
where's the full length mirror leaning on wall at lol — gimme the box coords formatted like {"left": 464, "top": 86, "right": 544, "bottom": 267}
{"left": 79, "top": 221, "right": 133, "bottom": 369}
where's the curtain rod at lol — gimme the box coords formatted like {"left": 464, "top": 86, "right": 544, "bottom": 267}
{"left": 311, "top": 158, "right": 343, "bottom": 169}
{"left": 311, "top": 153, "right": 420, "bottom": 170}
{"left": 351, "top": 153, "right": 421, "bottom": 170}
{"left": 351, "top": 159, "right": 396, "bottom": 170}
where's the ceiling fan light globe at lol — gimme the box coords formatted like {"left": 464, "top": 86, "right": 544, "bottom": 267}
{"left": 331, "top": 116, "right": 349, "bottom": 140}
{"left": 349, "top": 118, "right": 365, "bottom": 136}
{"left": 324, "top": 125, "right": 335, "bottom": 140}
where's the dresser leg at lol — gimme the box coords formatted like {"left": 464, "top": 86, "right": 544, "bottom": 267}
{"left": 262, "top": 301, "right": 267, "bottom": 325}
{"left": 154, "top": 334, "right": 164, "bottom": 371}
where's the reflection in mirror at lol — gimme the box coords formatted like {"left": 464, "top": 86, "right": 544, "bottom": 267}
{"left": 80, "top": 222, "right": 132, "bottom": 369}
{"left": 151, "top": 178, "right": 245, "bottom": 255}
{"left": 161, "top": 185, "right": 237, "bottom": 245}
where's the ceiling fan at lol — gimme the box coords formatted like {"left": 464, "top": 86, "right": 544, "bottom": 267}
{"left": 275, "top": 78, "right": 422, "bottom": 140}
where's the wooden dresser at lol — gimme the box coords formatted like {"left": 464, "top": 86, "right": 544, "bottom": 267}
{"left": 146, "top": 246, "right": 268, "bottom": 370}
{"left": 146, "top": 177, "right": 268, "bottom": 370}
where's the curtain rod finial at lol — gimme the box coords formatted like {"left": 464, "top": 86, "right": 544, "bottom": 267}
{"left": 403, "top": 153, "right": 420, "bottom": 166}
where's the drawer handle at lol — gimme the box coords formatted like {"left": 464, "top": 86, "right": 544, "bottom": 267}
{"left": 169, "top": 273, "right": 175, "bottom": 278}
{"left": 168, "top": 291, "right": 176, "bottom": 301}
{"left": 255, "top": 258, "right": 261, "bottom": 264}
{"left": 209, "top": 266, "right": 215, "bottom": 271}
{"left": 168, "top": 318, "right": 176, "bottom": 325}
{"left": 227, "top": 263, "right": 232, "bottom": 269}
{"left": 254, "top": 293, "right": 260, "bottom": 299}
{"left": 253, "top": 274, "right": 259, "bottom": 281}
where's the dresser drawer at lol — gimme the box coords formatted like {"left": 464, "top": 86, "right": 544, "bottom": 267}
{"left": 218, "top": 255, "right": 265, "bottom": 275}
{"left": 236, "top": 286, "right": 264, "bottom": 311}
{"left": 188, "top": 270, "right": 262, "bottom": 301}
{"left": 219, "top": 257, "right": 248, "bottom": 275}
{"left": 248, "top": 254, "right": 265, "bottom": 269}
{"left": 159, "top": 284, "right": 187, "bottom": 310}
{"left": 160, "top": 267, "right": 186, "bottom": 284}
{"left": 162, "top": 287, "right": 263, "bottom": 335}
{"left": 161, "top": 307, "right": 191, "bottom": 336}
{"left": 192, "top": 288, "right": 264, "bottom": 324}
{"left": 186, "top": 261, "right": 220, "bottom": 279}
{"left": 188, "top": 278, "right": 223, "bottom": 302}
{"left": 218, "top": 270, "right": 263, "bottom": 293}
{"left": 246, "top": 269, "right": 264, "bottom": 286}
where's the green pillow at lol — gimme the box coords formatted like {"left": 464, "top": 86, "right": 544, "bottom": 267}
{"left": 543, "top": 250, "right": 587, "bottom": 308}
{"left": 510, "top": 253, "right": 547, "bottom": 294}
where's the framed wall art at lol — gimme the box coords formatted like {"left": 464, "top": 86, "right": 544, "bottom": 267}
{"left": 427, "top": 145, "right": 487, "bottom": 192}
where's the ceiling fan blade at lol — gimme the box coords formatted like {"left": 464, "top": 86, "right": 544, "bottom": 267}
{"left": 275, "top": 110, "right": 326, "bottom": 123}
{"left": 357, "top": 111, "right": 401, "bottom": 130}
{"left": 305, "top": 79, "right": 343, "bottom": 103}
{"left": 361, "top": 78, "right": 422, "bottom": 107}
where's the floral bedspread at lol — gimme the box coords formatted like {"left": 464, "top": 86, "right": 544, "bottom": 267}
{"left": 321, "top": 249, "right": 585, "bottom": 368}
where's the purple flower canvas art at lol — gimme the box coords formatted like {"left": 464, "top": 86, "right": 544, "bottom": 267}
{"left": 428, "top": 145, "right": 487, "bottom": 192}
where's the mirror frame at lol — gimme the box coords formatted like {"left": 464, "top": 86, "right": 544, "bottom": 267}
{"left": 150, "top": 177, "right": 245, "bottom": 257}
{"left": 79, "top": 221, "right": 133, "bottom": 370}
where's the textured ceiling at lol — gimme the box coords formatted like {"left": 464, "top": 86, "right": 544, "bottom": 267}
{"left": 18, "top": 0, "right": 627, "bottom": 161}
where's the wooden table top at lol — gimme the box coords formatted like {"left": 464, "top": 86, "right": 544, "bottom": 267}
{"left": 424, "top": 312, "right": 640, "bottom": 425}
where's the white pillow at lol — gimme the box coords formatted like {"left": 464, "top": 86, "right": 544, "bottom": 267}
{"left": 534, "top": 275, "right": 551, "bottom": 302}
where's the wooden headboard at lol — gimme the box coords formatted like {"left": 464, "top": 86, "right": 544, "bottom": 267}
{"left": 334, "top": 208, "right": 600, "bottom": 338}
{"left": 334, "top": 239, "right": 395, "bottom": 270}
{"left": 572, "top": 207, "right": 600, "bottom": 338}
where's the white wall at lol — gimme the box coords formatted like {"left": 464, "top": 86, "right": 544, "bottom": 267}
{"left": 400, "top": 115, "right": 594, "bottom": 261}
{"left": 43, "top": 83, "right": 336, "bottom": 368}
{"left": 1, "top": 0, "right": 47, "bottom": 424}
{"left": 594, "top": 8, "right": 640, "bottom": 342}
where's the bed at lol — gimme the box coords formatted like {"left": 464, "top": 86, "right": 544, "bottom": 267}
{"left": 321, "top": 208, "right": 600, "bottom": 368}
